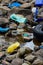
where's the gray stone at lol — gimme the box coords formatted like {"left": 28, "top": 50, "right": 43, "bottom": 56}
{"left": 35, "top": 49, "right": 43, "bottom": 59}
{"left": 11, "top": 58, "right": 23, "bottom": 65}
{"left": 32, "top": 58, "right": 43, "bottom": 65}
{"left": 22, "top": 62, "right": 31, "bottom": 65}
{"left": 17, "top": 47, "right": 32, "bottom": 57}
{"left": 25, "top": 54, "right": 36, "bottom": 62}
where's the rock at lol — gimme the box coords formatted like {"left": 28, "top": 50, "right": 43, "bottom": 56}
{"left": 25, "top": 54, "right": 36, "bottom": 62}
{"left": 2, "top": 60, "right": 10, "bottom": 65}
{"left": 6, "top": 54, "right": 16, "bottom": 62}
{"left": 2, "top": 0, "right": 10, "bottom": 3}
{"left": 22, "top": 62, "right": 31, "bottom": 65}
{"left": 34, "top": 49, "right": 43, "bottom": 58}
{"left": 17, "top": 47, "right": 32, "bottom": 57}
{"left": 0, "top": 0, "right": 2, "bottom": 2}
{"left": 11, "top": 58, "right": 23, "bottom": 65}
{"left": 0, "top": 18, "right": 9, "bottom": 25}
{"left": 41, "top": 42, "right": 43, "bottom": 45}
{"left": 34, "top": 45, "right": 39, "bottom": 51}
{"left": 32, "top": 58, "right": 43, "bottom": 65}
{"left": 0, "top": 52, "right": 5, "bottom": 59}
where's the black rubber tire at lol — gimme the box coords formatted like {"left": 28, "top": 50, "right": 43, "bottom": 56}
{"left": 33, "top": 24, "right": 43, "bottom": 42}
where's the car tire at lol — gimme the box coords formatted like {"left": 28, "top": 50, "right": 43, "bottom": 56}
{"left": 33, "top": 24, "right": 43, "bottom": 42}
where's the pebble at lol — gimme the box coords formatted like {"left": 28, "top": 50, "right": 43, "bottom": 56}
{"left": 32, "top": 58, "right": 43, "bottom": 65}
{"left": 25, "top": 54, "right": 36, "bottom": 62}
{"left": 11, "top": 58, "right": 23, "bottom": 65}
{"left": 22, "top": 63, "right": 31, "bottom": 65}
{"left": 0, "top": 52, "right": 5, "bottom": 59}
{"left": 2, "top": 60, "right": 10, "bottom": 65}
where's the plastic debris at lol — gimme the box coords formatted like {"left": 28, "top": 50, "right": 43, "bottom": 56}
{"left": 8, "top": 2, "right": 22, "bottom": 8}
{"left": 6, "top": 42, "right": 20, "bottom": 54}
{"left": 22, "top": 32, "right": 33, "bottom": 41}
{"left": 23, "top": 41, "right": 35, "bottom": 50}
{"left": 35, "top": 0, "right": 43, "bottom": 6}
{"left": 0, "top": 27, "right": 9, "bottom": 33}
{"left": 10, "top": 14, "right": 28, "bottom": 23}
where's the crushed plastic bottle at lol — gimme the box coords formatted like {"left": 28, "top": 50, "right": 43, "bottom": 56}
{"left": 6, "top": 42, "right": 20, "bottom": 54}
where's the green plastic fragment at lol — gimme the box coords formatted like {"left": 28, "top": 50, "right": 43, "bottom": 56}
{"left": 10, "top": 14, "right": 28, "bottom": 23}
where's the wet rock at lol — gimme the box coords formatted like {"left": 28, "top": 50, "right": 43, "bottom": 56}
{"left": 20, "top": 3, "right": 30, "bottom": 8}
{"left": 0, "top": 6, "right": 10, "bottom": 11}
{"left": 9, "top": 23, "right": 17, "bottom": 29}
{"left": 11, "top": 58, "right": 23, "bottom": 65}
{"left": 32, "top": 58, "right": 43, "bottom": 65}
{"left": 25, "top": 54, "right": 36, "bottom": 62}
{"left": 18, "top": 0, "right": 32, "bottom": 3}
{"left": 16, "top": 47, "right": 26, "bottom": 57}
{"left": 20, "top": 0, "right": 35, "bottom": 8}
{"left": 25, "top": 47, "right": 32, "bottom": 54}
{"left": 11, "top": 0, "right": 16, "bottom": 2}
{"left": 22, "top": 62, "right": 31, "bottom": 65}
{"left": 26, "top": 15, "right": 33, "bottom": 22}
{"left": 0, "top": 46, "right": 2, "bottom": 51}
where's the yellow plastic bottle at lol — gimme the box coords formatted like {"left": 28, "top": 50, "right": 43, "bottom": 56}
{"left": 6, "top": 42, "right": 20, "bottom": 54}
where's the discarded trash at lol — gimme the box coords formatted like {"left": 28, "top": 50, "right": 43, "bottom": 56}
{"left": 0, "top": 0, "right": 43, "bottom": 64}
{"left": 10, "top": 14, "right": 28, "bottom": 23}
{"left": 23, "top": 41, "right": 35, "bottom": 50}
{"left": 22, "top": 32, "right": 33, "bottom": 41}
{"left": 0, "top": 27, "right": 9, "bottom": 33}
{"left": 33, "top": 24, "right": 43, "bottom": 42}
{"left": 39, "top": 46, "right": 43, "bottom": 49}
{"left": 8, "top": 2, "right": 22, "bottom": 8}
{"left": 6, "top": 42, "right": 20, "bottom": 54}
{"left": 32, "top": 7, "right": 38, "bottom": 22}
{"left": 11, "top": 30, "right": 17, "bottom": 36}
{"left": 35, "top": 0, "right": 43, "bottom": 6}
{"left": 36, "top": 18, "right": 43, "bottom": 21}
